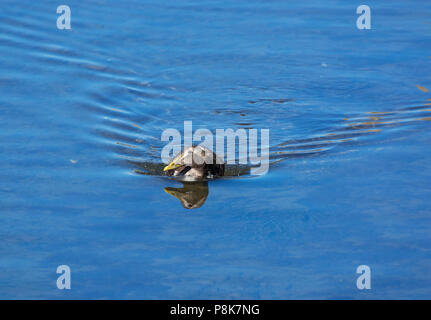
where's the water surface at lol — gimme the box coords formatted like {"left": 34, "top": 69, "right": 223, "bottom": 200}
{"left": 1, "top": 0, "right": 431, "bottom": 299}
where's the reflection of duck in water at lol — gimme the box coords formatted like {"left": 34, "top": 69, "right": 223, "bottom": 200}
{"left": 164, "top": 182, "right": 209, "bottom": 209}
{"left": 163, "top": 146, "right": 225, "bottom": 180}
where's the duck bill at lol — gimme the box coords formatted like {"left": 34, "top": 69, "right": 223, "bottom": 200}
{"left": 163, "top": 161, "right": 182, "bottom": 172}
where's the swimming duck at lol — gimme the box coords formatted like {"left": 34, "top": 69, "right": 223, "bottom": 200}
{"left": 163, "top": 145, "right": 225, "bottom": 179}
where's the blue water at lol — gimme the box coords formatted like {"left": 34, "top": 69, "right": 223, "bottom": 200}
{"left": 1, "top": 0, "right": 431, "bottom": 299}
